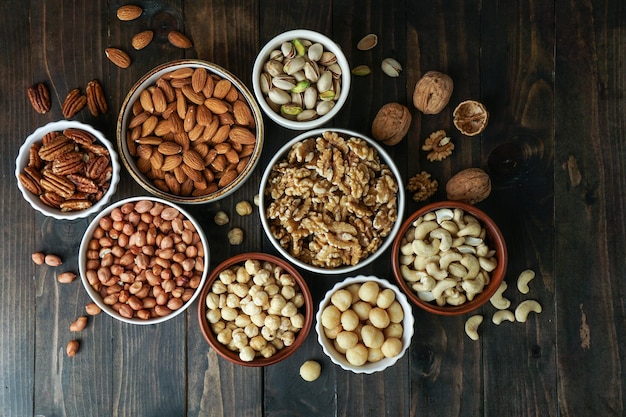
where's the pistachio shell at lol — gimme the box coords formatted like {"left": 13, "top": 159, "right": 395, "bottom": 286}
{"left": 292, "top": 70, "right": 307, "bottom": 82}
{"left": 327, "top": 63, "right": 342, "bottom": 78}
{"left": 272, "top": 75, "right": 297, "bottom": 90}
{"left": 269, "top": 49, "right": 284, "bottom": 61}
{"left": 259, "top": 73, "right": 272, "bottom": 94}
{"left": 357, "top": 33, "right": 378, "bottom": 51}
{"left": 265, "top": 59, "right": 284, "bottom": 77}
{"left": 291, "top": 92, "right": 304, "bottom": 107}
{"left": 351, "top": 65, "right": 371, "bottom": 76}
{"left": 381, "top": 58, "right": 402, "bottom": 77}
{"left": 319, "top": 51, "right": 337, "bottom": 66}
{"left": 281, "top": 41, "right": 295, "bottom": 58}
{"left": 303, "top": 61, "right": 320, "bottom": 82}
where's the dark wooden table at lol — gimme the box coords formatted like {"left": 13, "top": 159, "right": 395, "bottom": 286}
{"left": 2, "top": 1, "right": 624, "bottom": 416}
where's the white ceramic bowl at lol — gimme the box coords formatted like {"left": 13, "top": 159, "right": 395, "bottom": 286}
{"left": 116, "top": 59, "right": 264, "bottom": 204}
{"left": 79, "top": 196, "right": 210, "bottom": 325}
{"left": 259, "top": 128, "right": 405, "bottom": 275}
{"left": 15, "top": 120, "right": 120, "bottom": 221}
{"left": 252, "top": 29, "right": 351, "bottom": 130}
{"left": 316, "top": 275, "right": 414, "bottom": 374}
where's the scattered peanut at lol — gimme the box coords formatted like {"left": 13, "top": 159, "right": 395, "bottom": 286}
{"left": 66, "top": 340, "right": 80, "bottom": 357}
{"left": 44, "top": 254, "right": 63, "bottom": 267}
{"left": 228, "top": 227, "right": 244, "bottom": 245}
{"left": 85, "top": 303, "right": 102, "bottom": 316}
{"left": 70, "top": 316, "right": 88, "bottom": 332}
{"left": 57, "top": 271, "right": 77, "bottom": 284}
{"left": 235, "top": 200, "right": 253, "bottom": 216}
{"left": 32, "top": 252, "right": 45, "bottom": 265}
{"left": 214, "top": 211, "right": 230, "bottom": 225}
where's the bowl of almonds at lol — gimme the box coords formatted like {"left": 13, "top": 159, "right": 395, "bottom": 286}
{"left": 117, "top": 59, "right": 264, "bottom": 204}
{"left": 79, "top": 196, "right": 209, "bottom": 325}
{"left": 197, "top": 252, "right": 313, "bottom": 366}
{"left": 15, "top": 120, "right": 120, "bottom": 220}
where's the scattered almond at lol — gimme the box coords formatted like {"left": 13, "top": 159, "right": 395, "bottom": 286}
{"left": 116, "top": 5, "right": 142, "bottom": 21}
{"left": 167, "top": 30, "right": 193, "bottom": 49}
{"left": 131, "top": 30, "right": 154, "bottom": 50}
{"left": 105, "top": 47, "right": 131, "bottom": 69}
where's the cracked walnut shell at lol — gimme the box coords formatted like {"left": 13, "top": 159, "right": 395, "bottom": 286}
{"left": 412, "top": 71, "right": 453, "bottom": 115}
{"left": 453, "top": 100, "right": 489, "bottom": 136}
{"left": 371, "top": 102, "right": 412, "bottom": 146}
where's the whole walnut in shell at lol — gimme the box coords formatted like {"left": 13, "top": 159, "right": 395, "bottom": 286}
{"left": 446, "top": 168, "right": 491, "bottom": 204}
{"left": 412, "top": 71, "right": 454, "bottom": 115}
{"left": 371, "top": 102, "right": 412, "bottom": 146}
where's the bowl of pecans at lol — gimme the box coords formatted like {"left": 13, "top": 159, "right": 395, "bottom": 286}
{"left": 79, "top": 196, "right": 210, "bottom": 325}
{"left": 197, "top": 252, "right": 313, "bottom": 366}
{"left": 15, "top": 120, "right": 120, "bottom": 220}
{"left": 116, "top": 59, "right": 264, "bottom": 204}
{"left": 259, "top": 128, "right": 405, "bottom": 274}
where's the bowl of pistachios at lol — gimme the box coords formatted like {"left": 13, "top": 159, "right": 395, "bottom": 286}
{"left": 252, "top": 29, "right": 351, "bottom": 130}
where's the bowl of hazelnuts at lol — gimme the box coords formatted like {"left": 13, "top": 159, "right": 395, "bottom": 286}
{"left": 315, "top": 275, "right": 414, "bottom": 374}
{"left": 197, "top": 252, "right": 313, "bottom": 366}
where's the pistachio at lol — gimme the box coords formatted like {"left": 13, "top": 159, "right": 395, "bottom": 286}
{"left": 272, "top": 75, "right": 297, "bottom": 90}
{"left": 268, "top": 88, "right": 291, "bottom": 105}
{"left": 351, "top": 65, "right": 371, "bottom": 76}
{"left": 283, "top": 56, "right": 306, "bottom": 75}
{"left": 281, "top": 42, "right": 295, "bottom": 58}
{"left": 357, "top": 34, "right": 378, "bottom": 51}
{"left": 319, "top": 91, "right": 335, "bottom": 101}
{"left": 296, "top": 109, "right": 318, "bottom": 121}
{"left": 281, "top": 104, "right": 303, "bottom": 116}
{"left": 381, "top": 58, "right": 403, "bottom": 77}
{"left": 291, "top": 80, "right": 311, "bottom": 93}
{"left": 293, "top": 39, "right": 307, "bottom": 56}
{"left": 316, "top": 71, "right": 333, "bottom": 93}
{"left": 316, "top": 100, "right": 335, "bottom": 116}
{"left": 307, "top": 43, "right": 324, "bottom": 61}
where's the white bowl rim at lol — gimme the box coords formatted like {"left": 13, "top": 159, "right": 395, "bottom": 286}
{"left": 315, "top": 275, "right": 415, "bottom": 374}
{"left": 252, "top": 29, "right": 352, "bottom": 130}
{"left": 258, "top": 128, "right": 405, "bottom": 275}
{"left": 15, "top": 120, "right": 121, "bottom": 221}
{"left": 116, "top": 59, "right": 265, "bottom": 204}
{"left": 78, "top": 196, "right": 210, "bottom": 325}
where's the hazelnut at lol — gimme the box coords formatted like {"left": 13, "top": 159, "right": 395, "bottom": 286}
{"left": 445, "top": 168, "right": 491, "bottom": 204}
{"left": 412, "top": 71, "right": 453, "bottom": 115}
{"left": 371, "top": 102, "right": 412, "bottom": 146}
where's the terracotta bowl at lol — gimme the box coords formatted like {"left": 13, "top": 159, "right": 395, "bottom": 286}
{"left": 391, "top": 201, "right": 507, "bottom": 316}
{"left": 116, "top": 59, "right": 264, "bottom": 204}
{"left": 197, "top": 252, "right": 313, "bottom": 367}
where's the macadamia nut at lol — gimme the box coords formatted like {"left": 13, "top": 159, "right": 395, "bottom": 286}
{"left": 299, "top": 360, "right": 321, "bottom": 382}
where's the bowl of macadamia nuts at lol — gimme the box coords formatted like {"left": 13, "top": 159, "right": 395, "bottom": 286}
{"left": 79, "top": 196, "right": 209, "bottom": 325}
{"left": 391, "top": 201, "right": 507, "bottom": 316}
{"left": 316, "top": 275, "right": 414, "bottom": 374}
{"left": 116, "top": 59, "right": 264, "bottom": 204}
{"left": 197, "top": 252, "right": 313, "bottom": 366}
{"left": 252, "top": 29, "right": 351, "bottom": 130}
{"left": 259, "top": 128, "right": 405, "bottom": 275}
{"left": 16, "top": 120, "right": 120, "bottom": 220}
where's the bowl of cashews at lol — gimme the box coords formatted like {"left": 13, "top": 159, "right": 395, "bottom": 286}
{"left": 391, "top": 200, "right": 507, "bottom": 315}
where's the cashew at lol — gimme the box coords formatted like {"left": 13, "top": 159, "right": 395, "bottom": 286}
{"left": 460, "top": 254, "right": 480, "bottom": 279}
{"left": 448, "top": 262, "right": 468, "bottom": 279}
{"left": 400, "top": 242, "right": 415, "bottom": 256}
{"left": 476, "top": 243, "right": 489, "bottom": 257}
{"left": 413, "top": 239, "right": 441, "bottom": 257}
{"left": 426, "top": 262, "right": 448, "bottom": 280}
{"left": 446, "top": 292, "right": 467, "bottom": 306}
{"left": 415, "top": 220, "right": 439, "bottom": 240}
{"left": 430, "top": 228, "right": 452, "bottom": 251}
{"left": 414, "top": 254, "right": 439, "bottom": 271}
{"left": 479, "top": 256, "right": 497, "bottom": 272}
{"left": 399, "top": 254, "right": 414, "bottom": 265}
{"left": 453, "top": 208, "right": 466, "bottom": 227}
{"left": 464, "top": 315, "right": 483, "bottom": 340}
{"left": 489, "top": 281, "right": 511, "bottom": 310}
{"left": 456, "top": 245, "right": 477, "bottom": 254}
{"left": 435, "top": 208, "right": 453, "bottom": 223}
{"left": 463, "top": 236, "right": 483, "bottom": 246}
{"left": 439, "top": 252, "right": 463, "bottom": 269}
{"left": 400, "top": 265, "right": 425, "bottom": 283}
{"left": 457, "top": 216, "right": 482, "bottom": 237}
{"left": 461, "top": 278, "right": 484, "bottom": 301}
{"left": 517, "top": 269, "right": 535, "bottom": 294}
{"left": 417, "top": 291, "right": 436, "bottom": 302}
{"left": 431, "top": 278, "right": 457, "bottom": 299}
{"left": 439, "top": 220, "right": 459, "bottom": 235}
{"left": 492, "top": 310, "right": 515, "bottom": 325}
{"left": 515, "top": 300, "right": 542, "bottom": 322}
{"left": 412, "top": 276, "right": 436, "bottom": 292}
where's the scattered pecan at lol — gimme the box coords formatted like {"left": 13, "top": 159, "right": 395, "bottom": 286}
{"left": 27, "top": 83, "right": 51, "bottom": 114}
{"left": 62, "top": 88, "right": 87, "bottom": 119}
{"left": 422, "top": 130, "right": 455, "bottom": 162}
{"left": 85, "top": 79, "right": 108, "bottom": 117}
{"left": 407, "top": 171, "right": 438, "bottom": 202}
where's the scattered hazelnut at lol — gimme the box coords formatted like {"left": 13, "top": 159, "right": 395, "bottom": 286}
{"left": 214, "top": 211, "right": 230, "bottom": 226}
{"left": 235, "top": 201, "right": 253, "bottom": 216}
{"left": 228, "top": 228, "right": 244, "bottom": 245}
{"left": 299, "top": 360, "right": 322, "bottom": 381}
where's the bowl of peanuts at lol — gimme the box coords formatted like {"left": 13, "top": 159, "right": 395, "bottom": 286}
{"left": 79, "top": 196, "right": 209, "bottom": 325}
{"left": 259, "top": 128, "right": 405, "bottom": 274}
{"left": 316, "top": 275, "right": 414, "bottom": 374}
{"left": 252, "top": 29, "right": 351, "bottom": 130}
{"left": 391, "top": 200, "right": 507, "bottom": 315}
{"left": 116, "top": 59, "right": 264, "bottom": 204}
{"left": 197, "top": 252, "right": 313, "bottom": 366}
{"left": 15, "top": 120, "right": 120, "bottom": 220}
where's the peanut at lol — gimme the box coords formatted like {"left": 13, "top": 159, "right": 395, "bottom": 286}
{"left": 70, "top": 316, "right": 88, "bottom": 332}
{"left": 44, "top": 254, "right": 63, "bottom": 266}
{"left": 32, "top": 252, "right": 45, "bottom": 265}
{"left": 85, "top": 302, "right": 102, "bottom": 316}
{"left": 57, "top": 271, "right": 77, "bottom": 283}
{"left": 66, "top": 340, "right": 80, "bottom": 357}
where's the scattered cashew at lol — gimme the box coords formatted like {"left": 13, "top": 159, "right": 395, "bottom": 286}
{"left": 515, "top": 300, "right": 542, "bottom": 322}
{"left": 489, "top": 281, "right": 511, "bottom": 310}
{"left": 492, "top": 310, "right": 515, "bottom": 325}
{"left": 465, "top": 315, "right": 483, "bottom": 340}
{"left": 517, "top": 269, "right": 536, "bottom": 294}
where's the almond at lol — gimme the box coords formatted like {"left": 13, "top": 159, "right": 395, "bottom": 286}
{"left": 167, "top": 30, "right": 193, "bottom": 49}
{"left": 161, "top": 154, "right": 183, "bottom": 171}
{"left": 117, "top": 5, "right": 143, "bottom": 21}
{"left": 229, "top": 126, "right": 256, "bottom": 145}
{"left": 233, "top": 100, "right": 254, "bottom": 126}
{"left": 151, "top": 87, "right": 167, "bottom": 113}
{"left": 196, "top": 104, "right": 213, "bottom": 126}
{"left": 213, "top": 79, "right": 232, "bottom": 99}
{"left": 191, "top": 68, "right": 208, "bottom": 93}
{"left": 105, "top": 47, "right": 131, "bottom": 69}
{"left": 182, "top": 149, "right": 206, "bottom": 171}
{"left": 158, "top": 141, "right": 183, "bottom": 156}
{"left": 132, "top": 30, "right": 153, "bottom": 50}
{"left": 204, "top": 97, "right": 228, "bottom": 114}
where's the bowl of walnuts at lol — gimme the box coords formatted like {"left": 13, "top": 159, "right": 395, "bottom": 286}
{"left": 316, "top": 275, "right": 414, "bottom": 374}
{"left": 391, "top": 200, "right": 507, "bottom": 315}
{"left": 197, "top": 252, "right": 313, "bottom": 366}
{"left": 259, "top": 128, "right": 405, "bottom": 275}
{"left": 79, "top": 196, "right": 209, "bottom": 325}
{"left": 116, "top": 59, "right": 264, "bottom": 204}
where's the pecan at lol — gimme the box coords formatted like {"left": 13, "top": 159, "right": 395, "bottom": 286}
{"left": 18, "top": 172, "right": 43, "bottom": 194}
{"left": 41, "top": 131, "right": 60, "bottom": 145}
{"left": 63, "top": 128, "right": 95, "bottom": 146}
{"left": 85, "top": 80, "right": 108, "bottom": 116}
{"left": 82, "top": 142, "right": 110, "bottom": 156}
{"left": 85, "top": 155, "right": 110, "bottom": 179}
{"left": 67, "top": 174, "right": 99, "bottom": 194}
{"left": 62, "top": 88, "right": 87, "bottom": 119}
{"left": 40, "top": 171, "right": 75, "bottom": 198}
{"left": 27, "top": 83, "right": 51, "bottom": 114}
{"left": 38, "top": 135, "right": 74, "bottom": 161}
{"left": 52, "top": 151, "right": 85, "bottom": 175}
{"left": 61, "top": 199, "right": 93, "bottom": 212}
{"left": 28, "top": 143, "right": 43, "bottom": 169}
{"left": 40, "top": 192, "right": 63, "bottom": 208}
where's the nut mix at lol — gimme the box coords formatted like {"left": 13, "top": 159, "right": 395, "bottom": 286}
{"left": 264, "top": 131, "right": 399, "bottom": 269}
{"left": 17, "top": 128, "right": 113, "bottom": 212}
{"left": 258, "top": 37, "right": 343, "bottom": 121}
{"left": 83, "top": 199, "right": 205, "bottom": 320}
{"left": 204, "top": 259, "right": 307, "bottom": 362}
{"left": 320, "top": 281, "right": 406, "bottom": 366}
{"left": 125, "top": 67, "right": 258, "bottom": 197}
{"left": 397, "top": 207, "right": 498, "bottom": 307}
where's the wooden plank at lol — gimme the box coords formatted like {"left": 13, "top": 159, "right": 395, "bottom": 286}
{"left": 555, "top": 0, "right": 626, "bottom": 415}
{"left": 0, "top": 1, "right": 37, "bottom": 414}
